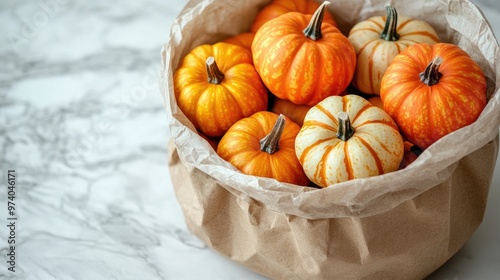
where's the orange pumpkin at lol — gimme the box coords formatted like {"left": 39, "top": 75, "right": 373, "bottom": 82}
{"left": 252, "top": 1, "right": 356, "bottom": 106}
{"left": 217, "top": 112, "right": 310, "bottom": 185}
{"left": 367, "top": 96, "right": 384, "bottom": 110}
{"left": 173, "top": 42, "right": 268, "bottom": 137}
{"left": 271, "top": 98, "right": 312, "bottom": 126}
{"left": 250, "top": 0, "right": 337, "bottom": 33}
{"left": 295, "top": 94, "right": 404, "bottom": 187}
{"left": 223, "top": 32, "right": 255, "bottom": 51}
{"left": 380, "top": 43, "right": 487, "bottom": 149}
{"left": 399, "top": 141, "right": 422, "bottom": 169}
{"left": 348, "top": 6, "right": 440, "bottom": 95}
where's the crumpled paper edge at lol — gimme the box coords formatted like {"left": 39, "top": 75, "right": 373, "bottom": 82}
{"left": 160, "top": 0, "right": 500, "bottom": 219}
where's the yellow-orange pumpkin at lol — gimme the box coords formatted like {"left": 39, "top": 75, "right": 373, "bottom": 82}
{"left": 173, "top": 42, "right": 268, "bottom": 137}
{"left": 295, "top": 94, "right": 404, "bottom": 187}
{"left": 217, "top": 111, "right": 310, "bottom": 185}
{"left": 380, "top": 43, "right": 487, "bottom": 149}
{"left": 252, "top": 1, "right": 356, "bottom": 106}
{"left": 250, "top": 0, "right": 337, "bottom": 33}
{"left": 348, "top": 6, "right": 440, "bottom": 95}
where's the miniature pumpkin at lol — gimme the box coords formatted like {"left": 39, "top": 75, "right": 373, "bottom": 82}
{"left": 250, "top": 0, "right": 337, "bottom": 33}
{"left": 252, "top": 1, "right": 356, "bottom": 106}
{"left": 348, "top": 6, "right": 439, "bottom": 95}
{"left": 173, "top": 42, "right": 268, "bottom": 137}
{"left": 367, "top": 95, "right": 421, "bottom": 169}
{"left": 367, "top": 96, "right": 384, "bottom": 110}
{"left": 223, "top": 32, "right": 255, "bottom": 51}
{"left": 399, "top": 141, "right": 422, "bottom": 169}
{"left": 271, "top": 97, "right": 312, "bottom": 126}
{"left": 380, "top": 43, "right": 487, "bottom": 149}
{"left": 217, "top": 111, "right": 310, "bottom": 186}
{"left": 295, "top": 94, "right": 404, "bottom": 187}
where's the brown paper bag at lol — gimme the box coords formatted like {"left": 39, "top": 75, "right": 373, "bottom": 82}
{"left": 161, "top": 0, "right": 500, "bottom": 279}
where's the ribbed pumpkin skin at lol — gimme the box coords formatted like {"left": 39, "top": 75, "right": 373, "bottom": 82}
{"left": 348, "top": 15, "right": 439, "bottom": 95}
{"left": 217, "top": 111, "right": 310, "bottom": 186}
{"left": 252, "top": 12, "right": 356, "bottom": 106}
{"left": 295, "top": 95, "right": 404, "bottom": 187}
{"left": 380, "top": 43, "right": 487, "bottom": 149}
{"left": 250, "top": 0, "right": 337, "bottom": 33}
{"left": 173, "top": 42, "right": 268, "bottom": 137}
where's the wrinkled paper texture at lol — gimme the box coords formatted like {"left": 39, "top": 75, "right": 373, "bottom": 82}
{"left": 161, "top": 0, "right": 500, "bottom": 278}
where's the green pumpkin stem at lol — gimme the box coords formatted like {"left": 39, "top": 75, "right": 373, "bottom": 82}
{"left": 337, "top": 112, "right": 355, "bottom": 141}
{"left": 380, "top": 6, "right": 400, "bottom": 41}
{"left": 260, "top": 114, "right": 285, "bottom": 154}
{"left": 206, "top": 56, "right": 224, "bottom": 84}
{"left": 303, "top": 1, "right": 331, "bottom": 41}
{"left": 419, "top": 57, "right": 443, "bottom": 86}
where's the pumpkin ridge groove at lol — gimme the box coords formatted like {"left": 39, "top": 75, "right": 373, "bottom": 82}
{"left": 436, "top": 89, "right": 461, "bottom": 132}
{"left": 284, "top": 40, "right": 310, "bottom": 101}
{"left": 396, "top": 18, "right": 413, "bottom": 31}
{"left": 299, "top": 137, "right": 335, "bottom": 164}
{"left": 388, "top": 82, "right": 421, "bottom": 115}
{"left": 367, "top": 41, "right": 382, "bottom": 94}
{"left": 343, "top": 142, "right": 354, "bottom": 180}
{"left": 402, "top": 31, "right": 440, "bottom": 42}
{"left": 303, "top": 120, "right": 336, "bottom": 132}
{"left": 358, "top": 136, "right": 384, "bottom": 174}
{"left": 310, "top": 43, "right": 324, "bottom": 103}
{"left": 318, "top": 144, "right": 335, "bottom": 187}
{"left": 342, "top": 96, "right": 349, "bottom": 113}
{"left": 350, "top": 27, "right": 380, "bottom": 35}
{"left": 395, "top": 42, "right": 402, "bottom": 53}
{"left": 425, "top": 86, "right": 437, "bottom": 144}
{"left": 228, "top": 149, "right": 261, "bottom": 170}
{"left": 351, "top": 103, "right": 372, "bottom": 124}
{"left": 356, "top": 119, "right": 399, "bottom": 131}
{"left": 216, "top": 85, "right": 245, "bottom": 128}
{"left": 441, "top": 81, "right": 485, "bottom": 113}
{"left": 356, "top": 40, "right": 378, "bottom": 60}
{"left": 400, "top": 38, "right": 426, "bottom": 46}
{"left": 366, "top": 18, "right": 384, "bottom": 29}
{"left": 317, "top": 104, "right": 339, "bottom": 126}
{"left": 364, "top": 132, "right": 394, "bottom": 155}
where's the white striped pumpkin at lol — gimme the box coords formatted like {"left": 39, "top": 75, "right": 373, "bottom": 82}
{"left": 295, "top": 95, "right": 404, "bottom": 187}
{"left": 348, "top": 6, "right": 439, "bottom": 95}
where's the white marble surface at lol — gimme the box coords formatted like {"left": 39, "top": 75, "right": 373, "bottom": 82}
{"left": 0, "top": 0, "right": 498, "bottom": 279}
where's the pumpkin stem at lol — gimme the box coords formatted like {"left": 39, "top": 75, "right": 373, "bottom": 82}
{"left": 303, "top": 1, "right": 331, "bottom": 41}
{"left": 337, "top": 112, "right": 355, "bottom": 141}
{"left": 380, "top": 6, "right": 400, "bottom": 41}
{"left": 260, "top": 114, "right": 285, "bottom": 155}
{"left": 419, "top": 57, "right": 443, "bottom": 86}
{"left": 410, "top": 145, "right": 423, "bottom": 156}
{"left": 206, "top": 56, "right": 224, "bottom": 84}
